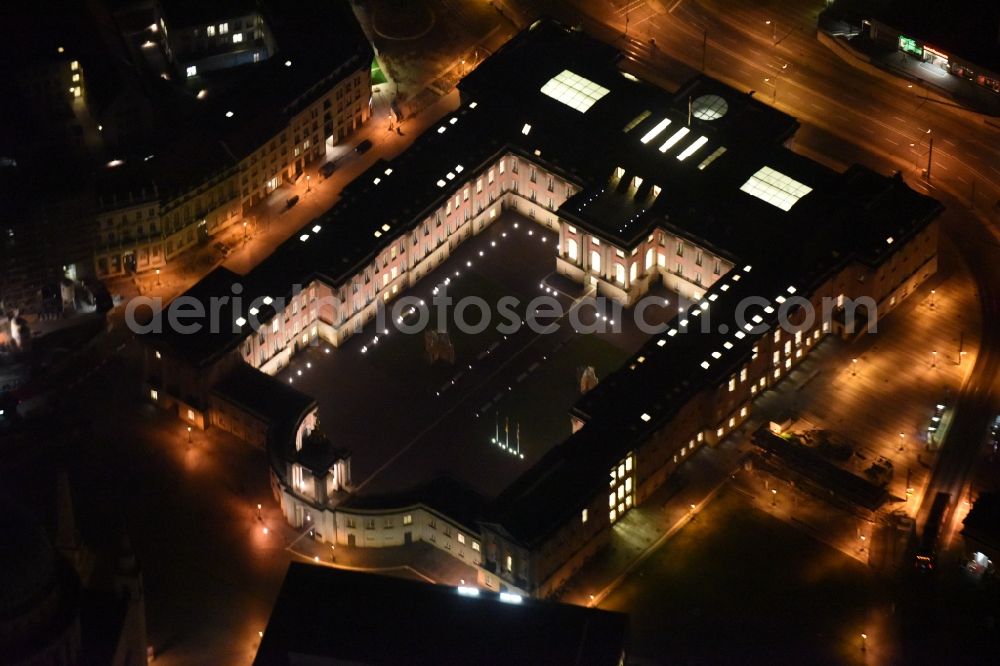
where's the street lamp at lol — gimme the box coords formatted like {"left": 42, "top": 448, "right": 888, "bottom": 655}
{"left": 187, "top": 425, "right": 192, "bottom": 443}
{"left": 306, "top": 175, "right": 311, "bottom": 193}
{"left": 256, "top": 503, "right": 262, "bottom": 520}
{"left": 898, "top": 431, "right": 905, "bottom": 452}
{"left": 929, "top": 289, "right": 936, "bottom": 309}
{"left": 861, "top": 633, "right": 868, "bottom": 652}
{"left": 932, "top": 350, "right": 938, "bottom": 368}
{"left": 852, "top": 358, "right": 858, "bottom": 376}
{"left": 155, "top": 268, "right": 160, "bottom": 286}
{"left": 765, "top": 18, "right": 776, "bottom": 43}
{"left": 243, "top": 221, "right": 248, "bottom": 242}
{"left": 771, "top": 488, "right": 777, "bottom": 506}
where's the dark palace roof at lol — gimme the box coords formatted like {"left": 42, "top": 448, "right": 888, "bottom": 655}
{"left": 254, "top": 562, "right": 628, "bottom": 666}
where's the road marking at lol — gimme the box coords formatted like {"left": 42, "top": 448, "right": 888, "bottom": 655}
{"left": 668, "top": 0, "right": 685, "bottom": 13}
{"left": 884, "top": 137, "right": 900, "bottom": 145}
{"left": 860, "top": 126, "right": 875, "bottom": 134}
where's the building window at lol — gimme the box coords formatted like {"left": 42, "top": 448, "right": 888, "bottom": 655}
{"left": 457, "top": 533, "right": 466, "bottom": 544}
{"left": 346, "top": 518, "right": 356, "bottom": 529}
{"left": 232, "top": 33, "right": 243, "bottom": 44}
{"left": 187, "top": 409, "right": 195, "bottom": 421}
{"left": 472, "top": 541, "right": 480, "bottom": 552}
{"left": 402, "top": 514, "right": 413, "bottom": 526}
{"left": 581, "top": 508, "right": 588, "bottom": 524}
{"left": 218, "top": 22, "right": 229, "bottom": 34}
{"left": 150, "top": 389, "right": 158, "bottom": 401}
{"left": 428, "top": 519, "right": 436, "bottom": 529}
{"left": 365, "top": 519, "right": 375, "bottom": 530}
{"left": 186, "top": 65, "right": 197, "bottom": 78}
{"left": 207, "top": 25, "right": 215, "bottom": 37}
{"left": 505, "top": 555, "right": 513, "bottom": 572}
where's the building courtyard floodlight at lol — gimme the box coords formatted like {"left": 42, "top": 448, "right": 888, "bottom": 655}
{"left": 142, "top": 20, "right": 942, "bottom": 602}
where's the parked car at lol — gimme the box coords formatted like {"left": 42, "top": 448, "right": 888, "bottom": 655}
{"left": 320, "top": 161, "right": 337, "bottom": 178}
{"left": 355, "top": 139, "right": 373, "bottom": 154}
{"left": 286, "top": 194, "right": 300, "bottom": 209}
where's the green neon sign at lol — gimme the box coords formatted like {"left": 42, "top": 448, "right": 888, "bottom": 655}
{"left": 899, "top": 36, "right": 923, "bottom": 57}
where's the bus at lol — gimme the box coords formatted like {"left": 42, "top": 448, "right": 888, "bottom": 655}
{"left": 915, "top": 492, "right": 951, "bottom": 572}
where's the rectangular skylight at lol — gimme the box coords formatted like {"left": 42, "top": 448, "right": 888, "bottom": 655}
{"left": 540, "top": 70, "right": 610, "bottom": 113}
{"left": 739, "top": 166, "right": 813, "bottom": 211}
{"left": 697, "top": 146, "right": 727, "bottom": 170}
{"left": 677, "top": 136, "right": 709, "bottom": 161}
{"left": 640, "top": 118, "right": 671, "bottom": 144}
{"left": 658, "top": 127, "right": 690, "bottom": 153}
{"left": 623, "top": 110, "right": 651, "bottom": 132}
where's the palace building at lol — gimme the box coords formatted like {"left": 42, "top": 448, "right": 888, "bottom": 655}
{"left": 143, "top": 20, "right": 942, "bottom": 598}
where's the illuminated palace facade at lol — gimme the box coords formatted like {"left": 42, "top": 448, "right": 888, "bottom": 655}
{"left": 144, "top": 21, "right": 942, "bottom": 598}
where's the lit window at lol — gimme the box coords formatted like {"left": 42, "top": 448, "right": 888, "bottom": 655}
{"left": 472, "top": 541, "right": 480, "bottom": 552}
{"left": 581, "top": 509, "right": 588, "bottom": 524}
{"left": 457, "top": 533, "right": 465, "bottom": 544}
{"left": 402, "top": 514, "right": 412, "bottom": 525}
{"left": 187, "top": 409, "right": 195, "bottom": 421}
{"left": 740, "top": 166, "right": 813, "bottom": 211}
{"left": 505, "top": 555, "right": 512, "bottom": 572}
{"left": 207, "top": 25, "right": 216, "bottom": 36}
{"left": 218, "top": 22, "right": 229, "bottom": 34}
{"left": 70, "top": 60, "right": 79, "bottom": 71}
{"left": 186, "top": 65, "right": 197, "bottom": 78}
{"left": 232, "top": 33, "right": 243, "bottom": 44}
{"left": 150, "top": 389, "right": 158, "bottom": 401}
{"left": 521, "top": 123, "right": 532, "bottom": 135}
{"left": 539, "top": 70, "right": 610, "bottom": 113}
{"left": 155, "top": 350, "right": 162, "bottom": 359}
{"left": 72, "top": 73, "right": 79, "bottom": 82}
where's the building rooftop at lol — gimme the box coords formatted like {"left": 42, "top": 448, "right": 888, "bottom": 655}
{"left": 95, "top": 0, "right": 373, "bottom": 203}
{"left": 212, "top": 362, "right": 316, "bottom": 447}
{"left": 875, "top": 0, "right": 1000, "bottom": 71}
{"left": 962, "top": 492, "right": 1000, "bottom": 551}
{"left": 157, "top": 19, "right": 943, "bottom": 547}
{"left": 255, "top": 562, "right": 628, "bottom": 665}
